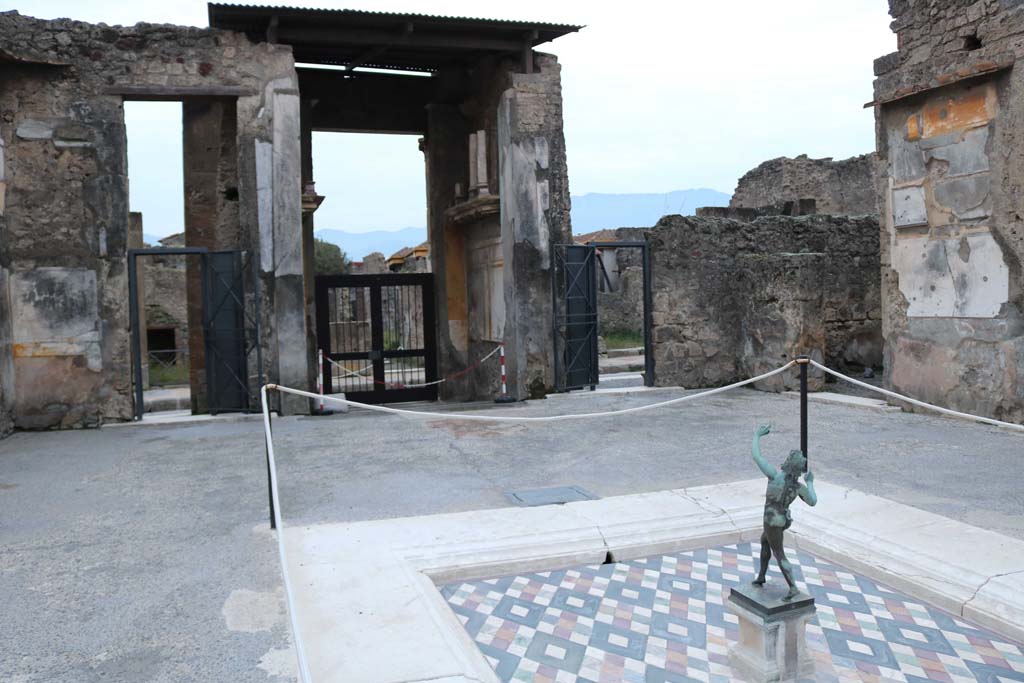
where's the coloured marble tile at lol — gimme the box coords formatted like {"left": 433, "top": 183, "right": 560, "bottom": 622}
{"left": 442, "top": 542, "right": 1024, "bottom": 683}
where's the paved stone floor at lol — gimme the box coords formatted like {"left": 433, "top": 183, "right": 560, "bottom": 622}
{"left": 443, "top": 542, "right": 1024, "bottom": 683}
{"left": 2, "top": 386, "right": 1022, "bottom": 681}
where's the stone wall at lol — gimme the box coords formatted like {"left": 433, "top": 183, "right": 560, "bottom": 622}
{"left": 873, "top": 0, "right": 1024, "bottom": 422}
{"left": 0, "top": 11, "right": 307, "bottom": 427}
{"left": 499, "top": 53, "right": 573, "bottom": 399}
{"left": 729, "top": 154, "right": 878, "bottom": 217}
{"left": 594, "top": 228, "right": 646, "bottom": 337}
{"left": 649, "top": 214, "right": 881, "bottom": 391}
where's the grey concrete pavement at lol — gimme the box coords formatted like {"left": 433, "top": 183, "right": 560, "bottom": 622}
{"left": 1, "top": 386, "right": 1022, "bottom": 682}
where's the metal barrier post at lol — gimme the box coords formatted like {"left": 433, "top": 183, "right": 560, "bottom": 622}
{"left": 317, "top": 349, "right": 325, "bottom": 413}
{"left": 495, "top": 343, "right": 515, "bottom": 403}
{"left": 266, "top": 406, "right": 276, "bottom": 530}
{"left": 797, "top": 355, "right": 809, "bottom": 468}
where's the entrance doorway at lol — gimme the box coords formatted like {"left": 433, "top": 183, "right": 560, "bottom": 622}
{"left": 315, "top": 273, "right": 438, "bottom": 404}
{"left": 553, "top": 241, "right": 654, "bottom": 391}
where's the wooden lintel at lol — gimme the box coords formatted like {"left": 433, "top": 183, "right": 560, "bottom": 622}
{"left": 107, "top": 85, "right": 256, "bottom": 100}
{"left": 277, "top": 26, "right": 523, "bottom": 52}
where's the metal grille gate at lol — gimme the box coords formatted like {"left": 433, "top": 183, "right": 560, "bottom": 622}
{"left": 127, "top": 247, "right": 263, "bottom": 420}
{"left": 553, "top": 244, "right": 599, "bottom": 391}
{"left": 203, "top": 250, "right": 263, "bottom": 414}
{"left": 315, "top": 273, "right": 438, "bottom": 404}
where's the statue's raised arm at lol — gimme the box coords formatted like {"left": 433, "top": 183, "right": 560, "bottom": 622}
{"left": 751, "top": 424, "right": 778, "bottom": 480}
{"left": 799, "top": 470, "right": 817, "bottom": 506}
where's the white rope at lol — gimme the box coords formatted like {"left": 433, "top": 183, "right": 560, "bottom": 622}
{"left": 326, "top": 345, "right": 503, "bottom": 388}
{"left": 259, "top": 387, "right": 314, "bottom": 683}
{"left": 268, "top": 360, "right": 797, "bottom": 422}
{"left": 324, "top": 356, "right": 372, "bottom": 379}
{"left": 809, "top": 359, "right": 1024, "bottom": 433}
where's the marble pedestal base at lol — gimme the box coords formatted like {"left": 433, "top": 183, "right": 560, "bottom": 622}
{"left": 727, "top": 583, "right": 816, "bottom": 682}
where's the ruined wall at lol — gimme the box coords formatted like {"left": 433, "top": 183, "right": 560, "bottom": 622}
{"left": 425, "top": 51, "right": 570, "bottom": 401}
{"left": 499, "top": 53, "right": 573, "bottom": 399}
{"left": 729, "top": 154, "right": 879, "bottom": 217}
{"left": 0, "top": 11, "right": 305, "bottom": 427}
{"left": 649, "top": 214, "right": 880, "bottom": 391}
{"left": 0, "top": 125, "right": 13, "bottom": 436}
{"left": 873, "top": 0, "right": 1024, "bottom": 422}
{"left": 594, "top": 228, "right": 646, "bottom": 337}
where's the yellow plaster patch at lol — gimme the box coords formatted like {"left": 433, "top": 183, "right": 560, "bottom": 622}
{"left": 922, "top": 88, "right": 992, "bottom": 138}
{"left": 906, "top": 114, "right": 921, "bottom": 141}
{"left": 12, "top": 341, "right": 86, "bottom": 357}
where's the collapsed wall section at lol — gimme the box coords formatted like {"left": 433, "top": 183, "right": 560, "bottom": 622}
{"left": 728, "top": 154, "right": 878, "bottom": 217}
{"left": 648, "top": 214, "right": 880, "bottom": 391}
{"left": 0, "top": 11, "right": 304, "bottom": 428}
{"left": 873, "top": 0, "right": 1024, "bottom": 422}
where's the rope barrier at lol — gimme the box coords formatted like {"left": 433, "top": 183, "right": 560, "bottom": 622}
{"left": 258, "top": 386, "right": 313, "bottom": 683}
{"left": 260, "top": 357, "right": 1021, "bottom": 682}
{"left": 324, "top": 344, "right": 502, "bottom": 389}
{"left": 269, "top": 360, "right": 798, "bottom": 422}
{"left": 809, "top": 359, "right": 1024, "bottom": 433}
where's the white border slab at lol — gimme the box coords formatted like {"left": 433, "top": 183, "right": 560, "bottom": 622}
{"left": 282, "top": 480, "right": 1024, "bottom": 683}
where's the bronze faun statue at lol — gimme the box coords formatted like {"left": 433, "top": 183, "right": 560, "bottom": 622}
{"left": 750, "top": 424, "right": 817, "bottom": 600}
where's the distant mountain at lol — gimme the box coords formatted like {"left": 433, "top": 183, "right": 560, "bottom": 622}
{"left": 570, "top": 189, "right": 731, "bottom": 232}
{"left": 143, "top": 233, "right": 163, "bottom": 246}
{"left": 313, "top": 189, "right": 730, "bottom": 258}
{"left": 315, "top": 227, "right": 427, "bottom": 261}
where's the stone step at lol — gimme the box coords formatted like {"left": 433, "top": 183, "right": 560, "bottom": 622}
{"left": 598, "top": 354, "right": 645, "bottom": 373}
{"left": 607, "top": 346, "right": 644, "bottom": 358}
{"left": 599, "top": 371, "right": 645, "bottom": 388}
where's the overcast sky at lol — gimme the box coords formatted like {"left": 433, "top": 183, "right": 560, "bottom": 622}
{"left": 25, "top": 0, "right": 895, "bottom": 237}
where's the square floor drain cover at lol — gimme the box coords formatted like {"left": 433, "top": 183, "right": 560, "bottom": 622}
{"left": 505, "top": 485, "right": 598, "bottom": 507}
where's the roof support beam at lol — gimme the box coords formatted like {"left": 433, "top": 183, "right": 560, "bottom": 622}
{"left": 346, "top": 21, "right": 413, "bottom": 70}
{"left": 276, "top": 25, "right": 524, "bottom": 52}
{"left": 266, "top": 15, "right": 279, "bottom": 43}
{"left": 522, "top": 29, "right": 538, "bottom": 74}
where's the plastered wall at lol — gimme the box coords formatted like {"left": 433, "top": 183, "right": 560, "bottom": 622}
{"left": 874, "top": 0, "right": 1024, "bottom": 421}
{"left": 0, "top": 11, "right": 307, "bottom": 428}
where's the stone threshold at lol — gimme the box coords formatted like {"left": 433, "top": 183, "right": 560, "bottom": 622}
{"left": 282, "top": 480, "right": 1024, "bottom": 683}
{"left": 783, "top": 390, "right": 901, "bottom": 412}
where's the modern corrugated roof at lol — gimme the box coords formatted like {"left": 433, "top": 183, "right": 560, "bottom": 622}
{"left": 208, "top": 3, "right": 581, "bottom": 71}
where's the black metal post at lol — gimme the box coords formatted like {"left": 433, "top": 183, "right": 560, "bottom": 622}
{"left": 641, "top": 240, "right": 654, "bottom": 387}
{"left": 797, "top": 356, "right": 809, "bottom": 468}
{"left": 127, "top": 251, "right": 144, "bottom": 421}
{"left": 266, "top": 404, "right": 276, "bottom": 530}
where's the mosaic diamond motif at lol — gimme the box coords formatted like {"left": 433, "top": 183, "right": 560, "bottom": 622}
{"left": 443, "top": 542, "right": 1024, "bottom": 683}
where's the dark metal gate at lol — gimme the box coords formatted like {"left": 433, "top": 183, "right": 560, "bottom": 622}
{"left": 553, "top": 244, "right": 599, "bottom": 391}
{"left": 203, "top": 250, "right": 263, "bottom": 414}
{"left": 315, "top": 273, "right": 438, "bottom": 404}
{"left": 127, "top": 247, "right": 263, "bottom": 420}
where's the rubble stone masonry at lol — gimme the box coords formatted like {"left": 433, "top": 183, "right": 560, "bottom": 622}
{"left": 0, "top": 10, "right": 303, "bottom": 429}
{"left": 729, "top": 154, "right": 879, "bottom": 217}
{"left": 649, "top": 214, "right": 881, "bottom": 392}
{"left": 874, "top": 0, "right": 1024, "bottom": 421}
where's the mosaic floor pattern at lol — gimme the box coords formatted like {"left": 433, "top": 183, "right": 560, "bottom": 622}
{"left": 441, "top": 543, "right": 1024, "bottom": 683}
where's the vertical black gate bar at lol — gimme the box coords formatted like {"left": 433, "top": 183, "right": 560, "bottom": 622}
{"left": 422, "top": 277, "right": 438, "bottom": 388}
{"left": 369, "top": 284, "right": 385, "bottom": 394}
{"left": 642, "top": 240, "right": 654, "bottom": 387}
{"left": 250, "top": 252, "right": 265, "bottom": 397}
{"left": 552, "top": 244, "right": 562, "bottom": 392}
{"left": 202, "top": 252, "right": 216, "bottom": 414}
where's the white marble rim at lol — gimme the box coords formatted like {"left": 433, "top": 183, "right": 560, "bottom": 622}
{"left": 282, "top": 479, "right": 1024, "bottom": 683}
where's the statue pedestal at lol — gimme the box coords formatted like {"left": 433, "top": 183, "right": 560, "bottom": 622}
{"left": 726, "top": 583, "right": 816, "bottom": 682}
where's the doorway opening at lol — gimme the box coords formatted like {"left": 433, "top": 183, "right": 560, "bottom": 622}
{"left": 308, "top": 130, "right": 433, "bottom": 401}
{"left": 124, "top": 98, "right": 259, "bottom": 419}
{"left": 554, "top": 240, "right": 654, "bottom": 392}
